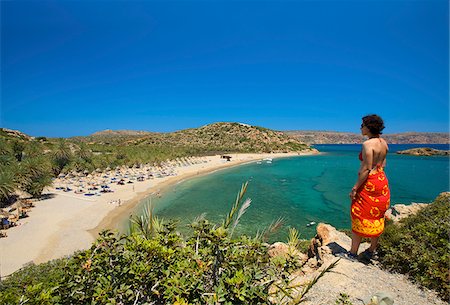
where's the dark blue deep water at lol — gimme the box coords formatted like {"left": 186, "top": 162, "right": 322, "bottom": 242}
{"left": 131, "top": 144, "right": 449, "bottom": 240}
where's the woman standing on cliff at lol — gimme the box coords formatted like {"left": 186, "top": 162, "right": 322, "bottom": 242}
{"left": 345, "top": 114, "right": 390, "bottom": 262}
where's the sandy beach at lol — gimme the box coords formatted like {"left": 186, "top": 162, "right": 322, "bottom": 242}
{"left": 0, "top": 152, "right": 316, "bottom": 277}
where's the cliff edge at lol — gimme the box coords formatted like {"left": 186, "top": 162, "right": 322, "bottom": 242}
{"left": 270, "top": 223, "right": 446, "bottom": 305}
{"left": 268, "top": 198, "right": 448, "bottom": 305}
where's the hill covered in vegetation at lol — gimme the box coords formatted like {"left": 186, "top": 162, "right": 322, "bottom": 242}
{"left": 76, "top": 122, "right": 310, "bottom": 153}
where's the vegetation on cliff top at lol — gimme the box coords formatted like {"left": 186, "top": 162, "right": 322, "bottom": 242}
{"left": 378, "top": 192, "right": 450, "bottom": 299}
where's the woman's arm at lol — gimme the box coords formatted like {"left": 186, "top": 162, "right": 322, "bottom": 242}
{"left": 350, "top": 142, "right": 373, "bottom": 199}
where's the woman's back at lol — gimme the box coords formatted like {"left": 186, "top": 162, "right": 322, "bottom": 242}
{"left": 365, "top": 137, "right": 388, "bottom": 168}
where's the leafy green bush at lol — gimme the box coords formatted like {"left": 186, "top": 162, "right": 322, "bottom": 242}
{"left": 378, "top": 192, "right": 450, "bottom": 299}
{"left": 0, "top": 183, "right": 330, "bottom": 304}
{"left": 0, "top": 258, "right": 67, "bottom": 304}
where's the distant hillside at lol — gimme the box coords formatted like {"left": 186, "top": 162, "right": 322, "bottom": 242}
{"left": 286, "top": 131, "right": 449, "bottom": 144}
{"left": 70, "top": 129, "right": 156, "bottom": 144}
{"left": 91, "top": 129, "right": 154, "bottom": 137}
{"left": 285, "top": 131, "right": 363, "bottom": 144}
{"left": 384, "top": 132, "right": 449, "bottom": 144}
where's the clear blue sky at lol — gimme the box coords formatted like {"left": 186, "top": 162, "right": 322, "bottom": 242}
{"left": 1, "top": 0, "right": 448, "bottom": 137}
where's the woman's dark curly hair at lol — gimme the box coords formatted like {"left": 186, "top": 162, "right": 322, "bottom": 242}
{"left": 362, "top": 114, "right": 385, "bottom": 135}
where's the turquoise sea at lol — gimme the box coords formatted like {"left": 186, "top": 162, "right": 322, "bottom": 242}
{"left": 130, "top": 144, "right": 449, "bottom": 240}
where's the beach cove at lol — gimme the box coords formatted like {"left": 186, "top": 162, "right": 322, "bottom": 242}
{"left": 0, "top": 151, "right": 316, "bottom": 277}
{"left": 2, "top": 144, "right": 448, "bottom": 277}
{"left": 137, "top": 144, "right": 450, "bottom": 242}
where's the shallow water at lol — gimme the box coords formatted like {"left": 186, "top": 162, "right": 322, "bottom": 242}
{"left": 130, "top": 144, "right": 449, "bottom": 240}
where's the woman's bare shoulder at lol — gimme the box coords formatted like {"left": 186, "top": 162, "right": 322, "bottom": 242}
{"left": 361, "top": 140, "right": 374, "bottom": 152}
{"left": 363, "top": 138, "right": 378, "bottom": 146}
{"left": 363, "top": 138, "right": 388, "bottom": 150}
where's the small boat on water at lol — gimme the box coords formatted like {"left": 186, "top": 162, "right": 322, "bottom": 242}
{"left": 306, "top": 221, "right": 316, "bottom": 227}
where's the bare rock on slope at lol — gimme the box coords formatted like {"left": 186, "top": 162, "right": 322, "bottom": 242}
{"left": 268, "top": 242, "right": 308, "bottom": 262}
{"left": 290, "top": 223, "right": 446, "bottom": 305}
{"left": 307, "top": 223, "right": 368, "bottom": 267}
{"left": 385, "top": 203, "right": 428, "bottom": 223}
{"left": 385, "top": 192, "right": 449, "bottom": 223}
{"left": 299, "top": 258, "right": 445, "bottom": 305}
{"left": 0, "top": 128, "right": 33, "bottom": 140}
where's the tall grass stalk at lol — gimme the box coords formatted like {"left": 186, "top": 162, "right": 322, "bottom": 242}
{"left": 255, "top": 217, "right": 285, "bottom": 242}
{"left": 230, "top": 198, "right": 252, "bottom": 237}
{"left": 129, "top": 199, "right": 163, "bottom": 239}
{"left": 223, "top": 181, "right": 248, "bottom": 229}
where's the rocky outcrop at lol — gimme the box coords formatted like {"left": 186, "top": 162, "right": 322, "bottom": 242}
{"left": 278, "top": 223, "right": 446, "bottom": 305}
{"left": 396, "top": 147, "right": 449, "bottom": 156}
{"left": 307, "top": 223, "right": 358, "bottom": 267}
{"left": 385, "top": 192, "right": 450, "bottom": 223}
{"left": 0, "top": 128, "right": 33, "bottom": 141}
{"left": 385, "top": 202, "right": 428, "bottom": 223}
{"left": 268, "top": 242, "right": 308, "bottom": 262}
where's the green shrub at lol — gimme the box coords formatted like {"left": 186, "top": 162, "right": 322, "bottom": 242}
{"left": 0, "top": 258, "right": 67, "bottom": 304}
{"left": 378, "top": 192, "right": 450, "bottom": 299}
{"left": 335, "top": 292, "right": 354, "bottom": 305}
{"left": 0, "top": 183, "right": 330, "bottom": 304}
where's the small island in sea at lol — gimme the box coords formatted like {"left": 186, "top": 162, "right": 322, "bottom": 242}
{"left": 396, "top": 147, "right": 450, "bottom": 156}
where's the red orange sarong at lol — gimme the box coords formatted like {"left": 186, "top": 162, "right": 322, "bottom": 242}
{"left": 351, "top": 166, "right": 390, "bottom": 238}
